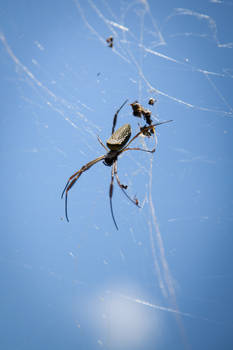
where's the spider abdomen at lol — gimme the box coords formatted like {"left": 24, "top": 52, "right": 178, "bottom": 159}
{"left": 106, "top": 123, "right": 131, "bottom": 151}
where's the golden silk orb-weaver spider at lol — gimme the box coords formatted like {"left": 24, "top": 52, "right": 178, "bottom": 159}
{"left": 61, "top": 100, "right": 172, "bottom": 230}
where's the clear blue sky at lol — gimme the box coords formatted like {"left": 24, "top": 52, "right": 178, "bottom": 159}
{"left": 1, "top": 0, "right": 233, "bottom": 349}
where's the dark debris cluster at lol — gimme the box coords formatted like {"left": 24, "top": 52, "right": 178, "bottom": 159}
{"left": 130, "top": 99, "right": 157, "bottom": 136}
{"left": 106, "top": 36, "right": 113, "bottom": 48}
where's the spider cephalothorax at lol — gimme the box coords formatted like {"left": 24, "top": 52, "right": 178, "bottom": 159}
{"left": 62, "top": 100, "right": 172, "bottom": 230}
{"left": 103, "top": 151, "right": 118, "bottom": 167}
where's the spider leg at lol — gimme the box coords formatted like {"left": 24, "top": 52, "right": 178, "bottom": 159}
{"left": 123, "top": 147, "right": 155, "bottom": 154}
{"left": 109, "top": 162, "right": 119, "bottom": 230}
{"left": 122, "top": 120, "right": 173, "bottom": 150}
{"left": 62, "top": 155, "right": 105, "bottom": 222}
{"left": 114, "top": 161, "right": 141, "bottom": 208}
{"left": 61, "top": 165, "right": 87, "bottom": 199}
{"left": 64, "top": 174, "right": 82, "bottom": 222}
{"left": 61, "top": 168, "right": 84, "bottom": 199}
{"left": 113, "top": 160, "right": 128, "bottom": 189}
{"left": 61, "top": 179, "right": 70, "bottom": 199}
{"left": 97, "top": 135, "right": 108, "bottom": 151}
{"left": 112, "top": 99, "right": 128, "bottom": 135}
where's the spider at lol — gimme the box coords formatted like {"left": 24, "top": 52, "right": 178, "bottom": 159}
{"left": 61, "top": 100, "right": 172, "bottom": 230}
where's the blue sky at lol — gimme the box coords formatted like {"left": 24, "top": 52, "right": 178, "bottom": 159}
{"left": 1, "top": 0, "right": 233, "bottom": 349}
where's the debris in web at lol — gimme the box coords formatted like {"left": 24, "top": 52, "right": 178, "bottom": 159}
{"left": 130, "top": 101, "right": 154, "bottom": 136}
{"left": 148, "top": 97, "right": 156, "bottom": 105}
{"left": 106, "top": 36, "right": 113, "bottom": 48}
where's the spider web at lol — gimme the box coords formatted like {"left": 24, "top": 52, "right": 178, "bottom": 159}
{"left": 1, "top": 0, "right": 233, "bottom": 349}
